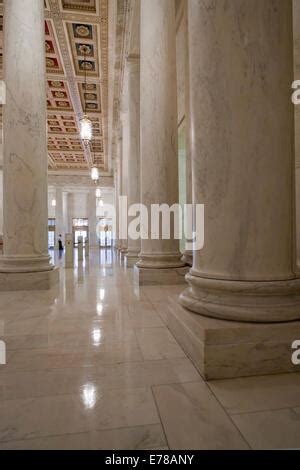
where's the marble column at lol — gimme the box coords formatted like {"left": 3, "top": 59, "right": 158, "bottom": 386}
{"left": 67, "top": 193, "right": 74, "bottom": 234}
{"left": 113, "top": 162, "right": 120, "bottom": 250}
{"left": 88, "top": 189, "right": 98, "bottom": 247}
{"left": 125, "top": 56, "right": 141, "bottom": 267}
{"left": 181, "top": 6, "right": 193, "bottom": 267}
{"left": 179, "top": 0, "right": 300, "bottom": 322}
{"left": 0, "top": 0, "right": 58, "bottom": 290}
{"left": 0, "top": 169, "right": 3, "bottom": 252}
{"left": 62, "top": 191, "right": 68, "bottom": 237}
{"left": 55, "top": 186, "right": 64, "bottom": 247}
{"left": 120, "top": 109, "right": 129, "bottom": 256}
{"left": 116, "top": 134, "right": 123, "bottom": 253}
{"left": 136, "top": 0, "right": 186, "bottom": 284}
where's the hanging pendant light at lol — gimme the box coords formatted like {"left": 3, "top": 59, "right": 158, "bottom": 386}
{"left": 80, "top": 46, "right": 92, "bottom": 147}
{"left": 95, "top": 188, "right": 101, "bottom": 198}
{"left": 91, "top": 166, "right": 99, "bottom": 182}
{"left": 80, "top": 115, "right": 93, "bottom": 146}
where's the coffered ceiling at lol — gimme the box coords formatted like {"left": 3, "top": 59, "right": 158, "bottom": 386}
{"left": 0, "top": 0, "right": 109, "bottom": 173}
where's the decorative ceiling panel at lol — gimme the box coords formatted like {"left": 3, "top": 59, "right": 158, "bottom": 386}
{"left": 45, "top": 0, "right": 108, "bottom": 172}
{"left": 61, "top": 0, "right": 97, "bottom": 14}
{"left": 0, "top": 0, "right": 109, "bottom": 173}
{"left": 66, "top": 22, "right": 100, "bottom": 78}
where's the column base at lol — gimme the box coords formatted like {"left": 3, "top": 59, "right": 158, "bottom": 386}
{"left": 180, "top": 271, "right": 300, "bottom": 323}
{"left": 134, "top": 265, "right": 189, "bottom": 286}
{"left": 181, "top": 251, "right": 193, "bottom": 266}
{"left": 0, "top": 267, "right": 59, "bottom": 292}
{"left": 137, "top": 253, "right": 186, "bottom": 269}
{"left": 167, "top": 298, "right": 300, "bottom": 380}
{"left": 125, "top": 254, "right": 139, "bottom": 268}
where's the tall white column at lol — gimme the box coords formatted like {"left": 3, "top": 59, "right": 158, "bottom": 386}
{"left": 88, "top": 189, "right": 98, "bottom": 247}
{"left": 180, "top": 0, "right": 300, "bottom": 322}
{"left": 116, "top": 133, "right": 123, "bottom": 253}
{"left": 55, "top": 186, "right": 64, "bottom": 247}
{"left": 125, "top": 56, "right": 141, "bottom": 267}
{"left": 113, "top": 163, "right": 119, "bottom": 249}
{"left": 0, "top": 170, "right": 3, "bottom": 235}
{"left": 62, "top": 191, "right": 68, "bottom": 238}
{"left": 182, "top": 7, "right": 193, "bottom": 267}
{"left": 0, "top": 170, "right": 3, "bottom": 253}
{"left": 120, "top": 108, "right": 129, "bottom": 256}
{"left": 0, "top": 0, "right": 58, "bottom": 290}
{"left": 67, "top": 193, "right": 75, "bottom": 235}
{"left": 137, "top": 0, "right": 185, "bottom": 278}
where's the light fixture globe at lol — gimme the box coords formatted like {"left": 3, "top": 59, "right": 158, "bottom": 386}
{"left": 80, "top": 115, "right": 93, "bottom": 146}
{"left": 91, "top": 166, "right": 99, "bottom": 182}
{"left": 95, "top": 188, "right": 101, "bottom": 198}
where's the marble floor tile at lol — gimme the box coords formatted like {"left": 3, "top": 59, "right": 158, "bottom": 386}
{"left": 151, "top": 301, "right": 171, "bottom": 324}
{"left": 0, "top": 358, "right": 200, "bottom": 401}
{"left": 153, "top": 382, "right": 249, "bottom": 450}
{"left": 135, "top": 327, "right": 186, "bottom": 360}
{"left": 0, "top": 424, "right": 167, "bottom": 450}
{"left": 208, "top": 373, "right": 300, "bottom": 414}
{"left": 0, "top": 387, "right": 160, "bottom": 443}
{"left": 0, "top": 341, "right": 143, "bottom": 372}
{"left": 1, "top": 317, "right": 45, "bottom": 337}
{"left": 232, "top": 408, "right": 300, "bottom": 449}
{"left": 126, "top": 302, "right": 164, "bottom": 328}
{"left": 141, "top": 286, "right": 174, "bottom": 302}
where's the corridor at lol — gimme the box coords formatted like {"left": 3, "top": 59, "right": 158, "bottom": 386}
{"left": 0, "top": 250, "right": 299, "bottom": 450}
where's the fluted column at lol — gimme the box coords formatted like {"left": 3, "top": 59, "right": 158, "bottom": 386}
{"left": 180, "top": 0, "right": 300, "bottom": 322}
{"left": 137, "top": 0, "right": 185, "bottom": 272}
{"left": 125, "top": 56, "right": 141, "bottom": 267}
{"left": 0, "top": 0, "right": 58, "bottom": 290}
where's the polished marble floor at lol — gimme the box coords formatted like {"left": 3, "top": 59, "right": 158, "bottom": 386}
{"left": 0, "top": 248, "right": 299, "bottom": 450}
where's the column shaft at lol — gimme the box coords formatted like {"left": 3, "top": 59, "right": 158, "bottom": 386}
{"left": 126, "top": 57, "right": 141, "bottom": 266}
{"left": 55, "top": 187, "right": 64, "bottom": 247}
{"left": 0, "top": 0, "right": 55, "bottom": 276}
{"left": 180, "top": 0, "right": 300, "bottom": 322}
{"left": 114, "top": 164, "right": 120, "bottom": 249}
{"left": 138, "top": 0, "right": 185, "bottom": 270}
{"left": 182, "top": 6, "right": 193, "bottom": 267}
{"left": 88, "top": 189, "right": 98, "bottom": 247}
{"left": 120, "top": 114, "right": 129, "bottom": 255}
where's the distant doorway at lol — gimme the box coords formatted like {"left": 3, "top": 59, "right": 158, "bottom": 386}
{"left": 72, "top": 218, "right": 89, "bottom": 246}
{"left": 98, "top": 218, "right": 113, "bottom": 247}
